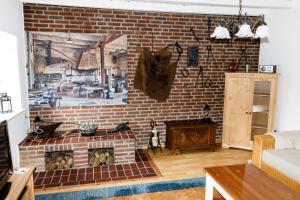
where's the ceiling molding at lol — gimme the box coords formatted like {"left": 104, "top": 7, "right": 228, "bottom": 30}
{"left": 20, "top": 0, "right": 294, "bottom": 15}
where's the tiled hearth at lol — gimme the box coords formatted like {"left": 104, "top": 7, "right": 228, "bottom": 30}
{"left": 19, "top": 130, "right": 135, "bottom": 171}
{"left": 33, "top": 150, "right": 158, "bottom": 189}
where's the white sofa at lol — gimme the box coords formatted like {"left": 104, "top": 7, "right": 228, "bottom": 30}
{"left": 252, "top": 130, "right": 300, "bottom": 192}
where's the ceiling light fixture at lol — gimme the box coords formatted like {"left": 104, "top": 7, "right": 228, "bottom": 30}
{"left": 210, "top": 0, "right": 270, "bottom": 40}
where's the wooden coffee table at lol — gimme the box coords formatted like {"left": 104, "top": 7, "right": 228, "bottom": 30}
{"left": 205, "top": 164, "right": 300, "bottom": 200}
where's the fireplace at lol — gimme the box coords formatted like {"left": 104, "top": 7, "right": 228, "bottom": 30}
{"left": 19, "top": 130, "right": 135, "bottom": 172}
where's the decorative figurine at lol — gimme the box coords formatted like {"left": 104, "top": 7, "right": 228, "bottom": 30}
{"left": 202, "top": 103, "right": 212, "bottom": 123}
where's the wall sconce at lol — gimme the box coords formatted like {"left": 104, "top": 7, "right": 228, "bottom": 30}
{"left": 0, "top": 93, "right": 12, "bottom": 114}
{"left": 210, "top": 0, "right": 270, "bottom": 40}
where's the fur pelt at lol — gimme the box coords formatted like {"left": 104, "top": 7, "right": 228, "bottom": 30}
{"left": 134, "top": 47, "right": 178, "bottom": 102}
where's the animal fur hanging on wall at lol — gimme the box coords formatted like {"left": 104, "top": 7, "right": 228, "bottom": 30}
{"left": 134, "top": 42, "right": 182, "bottom": 102}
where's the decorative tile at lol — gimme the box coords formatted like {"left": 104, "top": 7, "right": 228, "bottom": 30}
{"left": 33, "top": 150, "right": 158, "bottom": 189}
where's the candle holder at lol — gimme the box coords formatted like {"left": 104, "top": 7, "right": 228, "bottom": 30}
{"left": 147, "top": 120, "right": 162, "bottom": 154}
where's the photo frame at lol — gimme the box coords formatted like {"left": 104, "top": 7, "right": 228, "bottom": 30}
{"left": 26, "top": 32, "right": 128, "bottom": 108}
{"left": 187, "top": 46, "right": 199, "bottom": 66}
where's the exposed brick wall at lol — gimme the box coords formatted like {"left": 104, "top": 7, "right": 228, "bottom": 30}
{"left": 23, "top": 3, "right": 260, "bottom": 148}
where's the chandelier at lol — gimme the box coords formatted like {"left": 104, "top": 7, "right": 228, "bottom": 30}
{"left": 210, "top": 0, "right": 270, "bottom": 40}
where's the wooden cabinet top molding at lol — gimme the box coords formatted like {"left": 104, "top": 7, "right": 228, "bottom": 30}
{"left": 164, "top": 119, "right": 218, "bottom": 127}
{"left": 225, "top": 73, "right": 279, "bottom": 79}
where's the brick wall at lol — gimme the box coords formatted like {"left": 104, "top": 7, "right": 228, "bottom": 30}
{"left": 23, "top": 4, "right": 260, "bottom": 148}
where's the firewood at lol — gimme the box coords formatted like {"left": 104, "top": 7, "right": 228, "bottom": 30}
{"left": 67, "top": 158, "right": 73, "bottom": 166}
{"left": 56, "top": 156, "right": 64, "bottom": 162}
{"left": 99, "top": 153, "right": 106, "bottom": 163}
{"left": 106, "top": 155, "right": 114, "bottom": 165}
{"left": 89, "top": 156, "right": 100, "bottom": 167}
{"left": 94, "top": 151, "right": 100, "bottom": 158}
{"left": 45, "top": 162, "right": 56, "bottom": 171}
{"left": 61, "top": 159, "right": 66, "bottom": 165}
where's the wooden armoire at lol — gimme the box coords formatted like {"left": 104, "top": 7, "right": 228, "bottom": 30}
{"left": 222, "top": 73, "right": 278, "bottom": 150}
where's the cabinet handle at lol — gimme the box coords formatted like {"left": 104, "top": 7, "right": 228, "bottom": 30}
{"left": 245, "top": 112, "right": 252, "bottom": 115}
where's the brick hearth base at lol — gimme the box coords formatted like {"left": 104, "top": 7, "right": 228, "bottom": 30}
{"left": 33, "top": 150, "right": 158, "bottom": 190}
{"left": 19, "top": 130, "right": 135, "bottom": 172}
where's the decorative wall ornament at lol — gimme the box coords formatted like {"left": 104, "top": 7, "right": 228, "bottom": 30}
{"left": 187, "top": 46, "right": 199, "bottom": 66}
{"left": 26, "top": 32, "right": 128, "bottom": 108}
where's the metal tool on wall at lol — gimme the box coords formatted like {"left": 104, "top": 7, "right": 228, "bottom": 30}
{"left": 237, "top": 46, "right": 249, "bottom": 72}
{"left": 166, "top": 41, "right": 183, "bottom": 64}
{"left": 190, "top": 28, "right": 201, "bottom": 45}
{"left": 195, "top": 45, "right": 217, "bottom": 88}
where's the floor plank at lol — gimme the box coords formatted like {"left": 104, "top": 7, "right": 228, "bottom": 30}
{"left": 101, "top": 187, "right": 225, "bottom": 200}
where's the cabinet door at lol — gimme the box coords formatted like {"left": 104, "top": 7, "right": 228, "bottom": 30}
{"left": 223, "top": 77, "right": 252, "bottom": 148}
{"left": 250, "top": 79, "right": 277, "bottom": 140}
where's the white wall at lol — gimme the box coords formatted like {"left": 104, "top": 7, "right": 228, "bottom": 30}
{"left": 0, "top": 0, "right": 29, "bottom": 168}
{"left": 259, "top": 1, "right": 300, "bottom": 131}
{"left": 22, "top": 0, "right": 294, "bottom": 16}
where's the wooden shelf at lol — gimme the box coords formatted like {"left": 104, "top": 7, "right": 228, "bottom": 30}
{"left": 254, "top": 93, "right": 270, "bottom": 97}
{"left": 253, "top": 110, "right": 269, "bottom": 114}
{"left": 252, "top": 124, "right": 268, "bottom": 129}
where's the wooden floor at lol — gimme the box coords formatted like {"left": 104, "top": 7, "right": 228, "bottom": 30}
{"left": 147, "top": 148, "right": 251, "bottom": 180}
{"left": 36, "top": 148, "right": 251, "bottom": 195}
{"left": 102, "top": 187, "right": 206, "bottom": 200}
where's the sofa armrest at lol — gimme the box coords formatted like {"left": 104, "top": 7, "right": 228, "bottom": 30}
{"left": 252, "top": 135, "right": 275, "bottom": 168}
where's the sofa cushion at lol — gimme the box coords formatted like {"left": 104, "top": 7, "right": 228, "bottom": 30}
{"left": 294, "top": 135, "right": 300, "bottom": 150}
{"left": 269, "top": 131, "right": 300, "bottom": 149}
{"left": 262, "top": 149, "right": 300, "bottom": 182}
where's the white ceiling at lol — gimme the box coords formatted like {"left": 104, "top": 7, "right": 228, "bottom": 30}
{"left": 21, "top": 0, "right": 295, "bottom": 15}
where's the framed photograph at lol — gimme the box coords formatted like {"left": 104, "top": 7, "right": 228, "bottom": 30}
{"left": 187, "top": 46, "right": 199, "bottom": 66}
{"left": 25, "top": 32, "right": 128, "bottom": 108}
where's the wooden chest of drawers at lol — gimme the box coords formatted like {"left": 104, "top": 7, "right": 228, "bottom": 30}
{"left": 164, "top": 120, "right": 217, "bottom": 151}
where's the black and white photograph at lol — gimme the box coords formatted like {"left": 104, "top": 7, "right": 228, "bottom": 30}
{"left": 26, "top": 32, "right": 128, "bottom": 108}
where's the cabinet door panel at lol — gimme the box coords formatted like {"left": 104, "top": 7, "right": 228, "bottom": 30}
{"left": 223, "top": 77, "right": 252, "bottom": 148}
{"left": 172, "top": 128, "right": 209, "bottom": 148}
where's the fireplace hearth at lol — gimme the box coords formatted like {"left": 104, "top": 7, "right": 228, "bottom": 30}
{"left": 19, "top": 130, "right": 135, "bottom": 172}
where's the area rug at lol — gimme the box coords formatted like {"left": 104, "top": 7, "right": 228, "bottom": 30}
{"left": 35, "top": 177, "right": 206, "bottom": 200}
{"left": 33, "top": 150, "right": 159, "bottom": 189}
